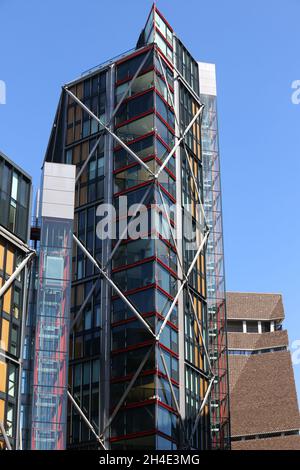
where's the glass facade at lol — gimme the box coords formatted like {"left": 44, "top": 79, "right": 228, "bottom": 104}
{"left": 201, "top": 91, "right": 231, "bottom": 448}
{"left": 30, "top": 218, "right": 73, "bottom": 449}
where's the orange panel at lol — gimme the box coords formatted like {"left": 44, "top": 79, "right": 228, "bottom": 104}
{"left": 3, "top": 287, "right": 11, "bottom": 314}
{"left": 0, "top": 243, "right": 4, "bottom": 270}
{"left": 0, "top": 361, "right": 7, "bottom": 393}
{"left": 5, "top": 249, "right": 14, "bottom": 275}
{"left": 0, "top": 399, "right": 5, "bottom": 422}
{"left": 1, "top": 319, "right": 9, "bottom": 351}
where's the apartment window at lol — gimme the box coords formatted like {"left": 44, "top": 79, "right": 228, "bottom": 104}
{"left": 114, "top": 135, "right": 154, "bottom": 170}
{"left": 12, "top": 286, "right": 21, "bottom": 319}
{"left": 246, "top": 321, "right": 259, "bottom": 333}
{"left": 156, "top": 116, "right": 175, "bottom": 148}
{"left": 6, "top": 404, "right": 14, "bottom": 437}
{"left": 116, "top": 51, "right": 153, "bottom": 83}
{"left": 116, "top": 71, "right": 155, "bottom": 103}
{"left": 10, "top": 325, "right": 18, "bottom": 356}
{"left": 156, "top": 94, "right": 175, "bottom": 128}
{"left": 116, "top": 114, "right": 155, "bottom": 143}
{"left": 157, "top": 406, "right": 177, "bottom": 439}
{"left": 116, "top": 91, "right": 154, "bottom": 126}
{"left": 8, "top": 364, "right": 17, "bottom": 397}
{"left": 227, "top": 321, "right": 243, "bottom": 333}
{"left": 261, "top": 321, "right": 271, "bottom": 333}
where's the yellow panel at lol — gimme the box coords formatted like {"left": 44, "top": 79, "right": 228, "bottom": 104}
{"left": 0, "top": 243, "right": 4, "bottom": 271}
{"left": 3, "top": 287, "right": 11, "bottom": 314}
{"left": 6, "top": 249, "right": 14, "bottom": 275}
{"left": 1, "top": 319, "right": 9, "bottom": 351}
{"left": 0, "top": 361, "right": 7, "bottom": 393}
{"left": 0, "top": 399, "right": 5, "bottom": 422}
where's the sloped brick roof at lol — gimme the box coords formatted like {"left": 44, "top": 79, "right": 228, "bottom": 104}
{"left": 226, "top": 292, "right": 284, "bottom": 320}
{"left": 232, "top": 434, "right": 300, "bottom": 450}
{"left": 229, "top": 351, "right": 300, "bottom": 436}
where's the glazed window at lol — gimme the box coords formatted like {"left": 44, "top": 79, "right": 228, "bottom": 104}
{"left": 112, "top": 289, "right": 155, "bottom": 323}
{"left": 112, "top": 317, "right": 155, "bottom": 350}
{"left": 261, "top": 321, "right": 271, "bottom": 333}
{"left": 155, "top": 32, "right": 173, "bottom": 61}
{"left": 246, "top": 321, "right": 259, "bottom": 333}
{"left": 156, "top": 116, "right": 175, "bottom": 148}
{"left": 113, "top": 239, "right": 155, "bottom": 269}
{"left": 114, "top": 135, "right": 154, "bottom": 170}
{"left": 10, "top": 325, "right": 18, "bottom": 356}
{"left": 227, "top": 321, "right": 243, "bottom": 333}
{"left": 116, "top": 114, "right": 155, "bottom": 143}
{"left": 111, "top": 404, "right": 155, "bottom": 437}
{"left": 157, "top": 348, "right": 178, "bottom": 381}
{"left": 156, "top": 94, "right": 175, "bottom": 128}
{"left": 116, "top": 71, "right": 155, "bottom": 103}
{"left": 12, "top": 286, "right": 21, "bottom": 319}
{"left": 111, "top": 346, "right": 155, "bottom": 378}
{"left": 113, "top": 261, "right": 154, "bottom": 292}
{"left": 6, "top": 404, "right": 14, "bottom": 437}
{"left": 157, "top": 376, "right": 179, "bottom": 408}
{"left": 115, "top": 91, "right": 154, "bottom": 126}
{"left": 158, "top": 322, "right": 178, "bottom": 353}
{"left": 144, "top": 10, "right": 154, "bottom": 42}
{"left": 156, "top": 239, "right": 177, "bottom": 272}
{"left": 155, "top": 11, "right": 173, "bottom": 45}
{"left": 114, "top": 160, "right": 155, "bottom": 193}
{"left": 116, "top": 51, "right": 153, "bottom": 83}
{"left": 8, "top": 364, "right": 17, "bottom": 397}
{"left": 156, "top": 263, "right": 177, "bottom": 297}
{"left": 156, "top": 290, "right": 177, "bottom": 325}
{"left": 157, "top": 405, "right": 177, "bottom": 439}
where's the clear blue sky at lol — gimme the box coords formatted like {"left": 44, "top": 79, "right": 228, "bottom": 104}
{"left": 1, "top": 0, "right": 300, "bottom": 398}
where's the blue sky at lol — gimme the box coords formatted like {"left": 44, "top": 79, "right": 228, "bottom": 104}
{"left": 1, "top": 0, "right": 300, "bottom": 398}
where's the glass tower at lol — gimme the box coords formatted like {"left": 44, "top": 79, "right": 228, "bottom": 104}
{"left": 42, "top": 5, "right": 230, "bottom": 450}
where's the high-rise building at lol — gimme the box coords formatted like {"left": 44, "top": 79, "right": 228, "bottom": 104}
{"left": 227, "top": 292, "right": 300, "bottom": 450}
{"left": 40, "top": 4, "right": 230, "bottom": 450}
{"left": 0, "top": 150, "right": 32, "bottom": 450}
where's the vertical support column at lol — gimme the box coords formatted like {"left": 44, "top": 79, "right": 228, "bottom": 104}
{"left": 99, "top": 64, "right": 115, "bottom": 449}
{"left": 174, "top": 71, "right": 186, "bottom": 424}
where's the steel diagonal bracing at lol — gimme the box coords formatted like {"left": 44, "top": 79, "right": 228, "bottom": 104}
{"left": 0, "top": 421, "right": 12, "bottom": 450}
{"left": 0, "top": 250, "right": 35, "bottom": 299}
{"left": 100, "top": 345, "right": 154, "bottom": 440}
{"left": 67, "top": 391, "right": 106, "bottom": 450}
{"left": 73, "top": 234, "right": 155, "bottom": 337}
